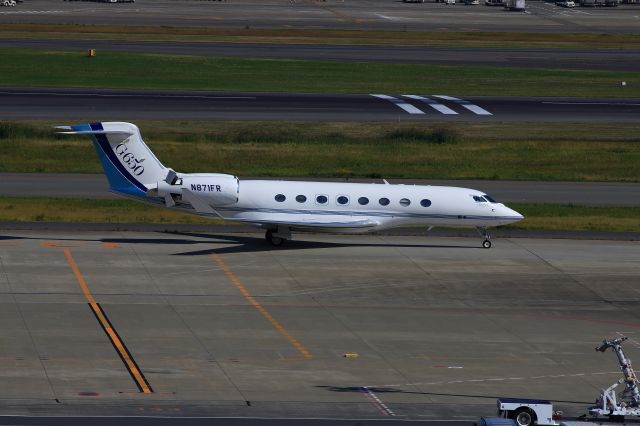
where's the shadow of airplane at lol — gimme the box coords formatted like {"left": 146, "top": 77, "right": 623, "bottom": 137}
{"left": 0, "top": 230, "right": 480, "bottom": 255}
{"left": 315, "top": 386, "right": 591, "bottom": 405}
{"left": 165, "top": 231, "right": 480, "bottom": 256}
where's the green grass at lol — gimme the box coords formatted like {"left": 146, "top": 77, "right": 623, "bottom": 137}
{"left": 2, "top": 24, "right": 639, "bottom": 49}
{"left": 0, "top": 48, "right": 637, "bottom": 97}
{"left": 0, "top": 197, "right": 637, "bottom": 232}
{"left": 507, "top": 203, "right": 640, "bottom": 232}
{"left": 1, "top": 121, "right": 639, "bottom": 182}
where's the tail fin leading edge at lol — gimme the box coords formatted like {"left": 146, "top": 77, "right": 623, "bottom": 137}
{"left": 58, "top": 122, "right": 166, "bottom": 197}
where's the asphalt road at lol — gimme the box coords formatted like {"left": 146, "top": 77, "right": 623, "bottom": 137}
{"left": 2, "top": 173, "right": 639, "bottom": 206}
{"left": 3, "top": 38, "right": 639, "bottom": 71}
{"left": 1, "top": 0, "right": 639, "bottom": 33}
{"left": 2, "top": 88, "right": 639, "bottom": 122}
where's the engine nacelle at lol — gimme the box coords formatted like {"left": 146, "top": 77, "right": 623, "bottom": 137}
{"left": 157, "top": 173, "right": 239, "bottom": 207}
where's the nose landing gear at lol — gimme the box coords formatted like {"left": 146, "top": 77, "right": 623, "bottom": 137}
{"left": 477, "top": 227, "right": 492, "bottom": 249}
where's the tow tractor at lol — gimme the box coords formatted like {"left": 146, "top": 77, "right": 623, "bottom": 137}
{"left": 485, "top": 335, "right": 640, "bottom": 426}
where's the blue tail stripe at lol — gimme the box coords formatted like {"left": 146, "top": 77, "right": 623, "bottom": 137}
{"left": 86, "top": 122, "right": 148, "bottom": 193}
{"left": 71, "top": 122, "right": 146, "bottom": 196}
{"left": 92, "top": 140, "right": 146, "bottom": 197}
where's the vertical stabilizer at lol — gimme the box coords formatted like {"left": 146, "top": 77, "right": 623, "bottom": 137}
{"left": 60, "top": 122, "right": 166, "bottom": 197}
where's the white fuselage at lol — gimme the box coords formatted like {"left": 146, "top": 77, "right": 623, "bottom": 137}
{"left": 186, "top": 178, "right": 523, "bottom": 233}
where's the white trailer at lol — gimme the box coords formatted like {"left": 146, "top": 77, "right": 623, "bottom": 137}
{"left": 496, "top": 398, "right": 559, "bottom": 426}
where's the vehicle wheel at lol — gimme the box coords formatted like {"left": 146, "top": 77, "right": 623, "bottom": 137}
{"left": 514, "top": 408, "right": 535, "bottom": 426}
{"left": 482, "top": 239, "right": 492, "bottom": 249}
{"left": 265, "top": 230, "right": 284, "bottom": 247}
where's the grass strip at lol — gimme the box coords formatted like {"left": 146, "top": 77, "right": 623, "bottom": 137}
{"left": 0, "top": 48, "right": 636, "bottom": 97}
{"left": 1, "top": 24, "right": 639, "bottom": 49}
{"left": 2, "top": 121, "right": 639, "bottom": 182}
{"left": 0, "top": 197, "right": 637, "bottom": 232}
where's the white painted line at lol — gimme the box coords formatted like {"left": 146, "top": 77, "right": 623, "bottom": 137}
{"left": 402, "top": 95, "right": 457, "bottom": 115}
{"left": 374, "top": 13, "right": 403, "bottom": 20}
{"left": 371, "top": 94, "right": 425, "bottom": 115}
{"left": 542, "top": 101, "right": 640, "bottom": 106}
{"left": 433, "top": 95, "right": 493, "bottom": 115}
{"left": 361, "top": 386, "right": 396, "bottom": 417}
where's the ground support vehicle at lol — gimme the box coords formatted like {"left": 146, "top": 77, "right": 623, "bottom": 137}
{"left": 496, "top": 398, "right": 558, "bottom": 426}
{"left": 589, "top": 336, "right": 640, "bottom": 419}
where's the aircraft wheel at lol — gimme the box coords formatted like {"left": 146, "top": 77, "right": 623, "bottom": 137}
{"left": 482, "top": 239, "right": 492, "bottom": 249}
{"left": 266, "top": 230, "right": 285, "bottom": 247}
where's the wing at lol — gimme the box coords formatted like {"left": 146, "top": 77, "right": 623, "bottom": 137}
{"left": 232, "top": 217, "right": 380, "bottom": 231}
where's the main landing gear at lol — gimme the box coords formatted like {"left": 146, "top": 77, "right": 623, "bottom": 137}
{"left": 265, "top": 227, "right": 291, "bottom": 247}
{"left": 477, "top": 227, "right": 492, "bottom": 249}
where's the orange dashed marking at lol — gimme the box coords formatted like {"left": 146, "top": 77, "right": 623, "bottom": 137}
{"left": 212, "top": 253, "right": 312, "bottom": 359}
{"left": 103, "top": 242, "right": 120, "bottom": 249}
{"left": 40, "top": 242, "right": 82, "bottom": 248}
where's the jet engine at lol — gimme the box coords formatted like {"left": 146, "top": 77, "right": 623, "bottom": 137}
{"left": 156, "top": 171, "right": 239, "bottom": 208}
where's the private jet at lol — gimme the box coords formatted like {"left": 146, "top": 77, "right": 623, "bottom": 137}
{"left": 57, "top": 122, "right": 523, "bottom": 248}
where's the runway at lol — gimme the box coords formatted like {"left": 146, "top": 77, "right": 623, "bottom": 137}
{"left": 2, "top": 173, "right": 640, "bottom": 207}
{"left": 2, "top": 88, "right": 639, "bottom": 122}
{"left": 0, "top": 0, "right": 638, "bottom": 33}
{"left": 0, "top": 230, "right": 638, "bottom": 421}
{"left": 3, "top": 38, "right": 639, "bottom": 72}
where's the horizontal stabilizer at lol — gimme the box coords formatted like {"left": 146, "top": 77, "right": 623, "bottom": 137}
{"left": 56, "top": 128, "right": 134, "bottom": 142}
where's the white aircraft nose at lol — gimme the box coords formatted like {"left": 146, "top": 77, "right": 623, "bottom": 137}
{"left": 501, "top": 205, "right": 524, "bottom": 223}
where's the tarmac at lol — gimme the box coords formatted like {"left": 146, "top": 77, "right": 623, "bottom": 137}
{"left": 0, "top": 229, "right": 639, "bottom": 421}
{"left": 0, "top": 0, "right": 638, "bottom": 33}
{"left": 2, "top": 89, "right": 640, "bottom": 122}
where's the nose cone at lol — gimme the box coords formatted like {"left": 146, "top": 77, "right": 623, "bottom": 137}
{"left": 499, "top": 205, "right": 524, "bottom": 225}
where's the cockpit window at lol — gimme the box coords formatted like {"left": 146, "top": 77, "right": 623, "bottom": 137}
{"left": 483, "top": 194, "right": 498, "bottom": 203}
{"left": 473, "top": 195, "right": 487, "bottom": 202}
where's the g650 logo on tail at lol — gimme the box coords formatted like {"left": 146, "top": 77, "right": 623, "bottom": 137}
{"left": 115, "top": 143, "right": 145, "bottom": 176}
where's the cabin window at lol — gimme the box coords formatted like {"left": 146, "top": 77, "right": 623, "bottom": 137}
{"left": 399, "top": 198, "right": 411, "bottom": 207}
{"left": 379, "top": 197, "right": 390, "bottom": 206}
{"left": 483, "top": 194, "right": 498, "bottom": 203}
{"left": 420, "top": 199, "right": 432, "bottom": 207}
{"left": 337, "top": 195, "right": 349, "bottom": 205}
{"left": 275, "top": 194, "right": 286, "bottom": 202}
{"left": 358, "top": 197, "right": 369, "bottom": 205}
{"left": 296, "top": 195, "right": 307, "bottom": 203}
{"left": 316, "top": 195, "right": 328, "bottom": 205}
{"left": 473, "top": 195, "right": 487, "bottom": 202}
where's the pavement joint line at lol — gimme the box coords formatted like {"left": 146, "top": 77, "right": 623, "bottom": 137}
{"left": 62, "top": 248, "right": 153, "bottom": 394}
{"left": 212, "top": 253, "right": 313, "bottom": 359}
{"left": 378, "top": 371, "right": 619, "bottom": 389}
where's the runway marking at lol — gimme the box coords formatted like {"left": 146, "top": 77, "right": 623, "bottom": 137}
{"left": 360, "top": 386, "right": 395, "bottom": 417}
{"left": 63, "top": 248, "right": 153, "bottom": 394}
{"left": 371, "top": 94, "right": 425, "bottom": 115}
{"left": 433, "top": 95, "right": 493, "bottom": 115}
{"left": 212, "top": 253, "right": 312, "bottom": 359}
{"left": 40, "top": 242, "right": 82, "bottom": 248}
{"left": 402, "top": 95, "right": 458, "bottom": 115}
{"left": 542, "top": 101, "right": 640, "bottom": 106}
